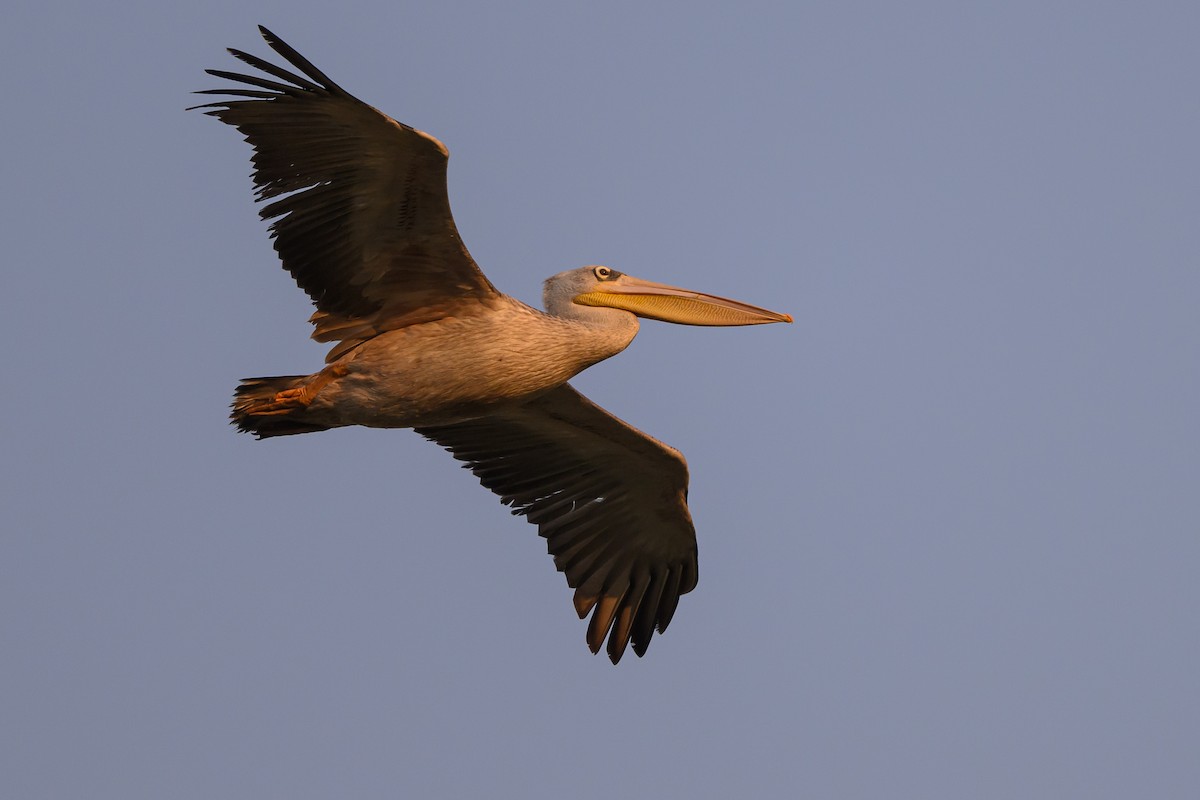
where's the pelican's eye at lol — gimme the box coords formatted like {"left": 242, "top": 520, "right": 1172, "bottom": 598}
{"left": 593, "top": 266, "right": 620, "bottom": 281}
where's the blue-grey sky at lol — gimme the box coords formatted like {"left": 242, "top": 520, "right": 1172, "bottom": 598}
{"left": 3, "top": 1, "right": 1198, "bottom": 797}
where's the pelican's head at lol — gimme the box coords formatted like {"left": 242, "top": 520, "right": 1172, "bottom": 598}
{"left": 544, "top": 266, "right": 792, "bottom": 326}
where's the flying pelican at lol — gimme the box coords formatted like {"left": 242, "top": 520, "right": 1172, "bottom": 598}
{"left": 195, "top": 26, "right": 791, "bottom": 663}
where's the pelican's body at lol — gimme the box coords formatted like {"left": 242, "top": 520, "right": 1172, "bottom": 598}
{"left": 197, "top": 27, "right": 791, "bottom": 662}
{"left": 247, "top": 282, "right": 642, "bottom": 433}
{"left": 323, "top": 296, "right": 633, "bottom": 426}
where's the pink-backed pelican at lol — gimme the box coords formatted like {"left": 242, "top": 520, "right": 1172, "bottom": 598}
{"left": 195, "top": 26, "right": 791, "bottom": 663}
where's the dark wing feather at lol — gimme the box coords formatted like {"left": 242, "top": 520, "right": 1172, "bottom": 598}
{"left": 193, "top": 26, "right": 499, "bottom": 337}
{"left": 417, "top": 385, "right": 698, "bottom": 663}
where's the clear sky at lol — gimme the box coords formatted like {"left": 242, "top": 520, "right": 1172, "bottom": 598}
{"left": 3, "top": 1, "right": 1198, "bottom": 797}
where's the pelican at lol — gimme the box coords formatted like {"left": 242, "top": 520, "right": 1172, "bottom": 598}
{"left": 195, "top": 26, "right": 791, "bottom": 663}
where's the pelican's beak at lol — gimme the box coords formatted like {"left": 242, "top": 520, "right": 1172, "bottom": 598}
{"left": 573, "top": 275, "right": 793, "bottom": 326}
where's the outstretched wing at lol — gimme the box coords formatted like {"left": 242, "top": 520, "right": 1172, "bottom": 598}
{"left": 194, "top": 26, "right": 500, "bottom": 354}
{"left": 417, "top": 385, "right": 698, "bottom": 664}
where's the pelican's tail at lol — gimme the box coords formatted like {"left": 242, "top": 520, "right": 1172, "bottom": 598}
{"left": 231, "top": 375, "right": 332, "bottom": 439}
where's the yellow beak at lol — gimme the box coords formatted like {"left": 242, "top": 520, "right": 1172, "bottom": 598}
{"left": 573, "top": 275, "right": 792, "bottom": 326}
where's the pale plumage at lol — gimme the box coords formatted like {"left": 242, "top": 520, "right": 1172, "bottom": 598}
{"left": 196, "top": 26, "right": 791, "bottom": 662}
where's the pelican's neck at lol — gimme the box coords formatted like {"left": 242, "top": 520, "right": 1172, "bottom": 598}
{"left": 540, "top": 268, "right": 642, "bottom": 361}
{"left": 514, "top": 295, "right": 642, "bottom": 376}
{"left": 566, "top": 304, "right": 642, "bottom": 365}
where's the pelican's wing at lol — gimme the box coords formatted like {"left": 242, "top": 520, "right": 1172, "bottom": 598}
{"left": 194, "top": 26, "right": 499, "bottom": 352}
{"left": 416, "top": 384, "right": 698, "bottom": 664}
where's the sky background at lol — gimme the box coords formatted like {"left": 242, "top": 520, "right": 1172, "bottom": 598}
{"left": 3, "top": 1, "right": 1198, "bottom": 797}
